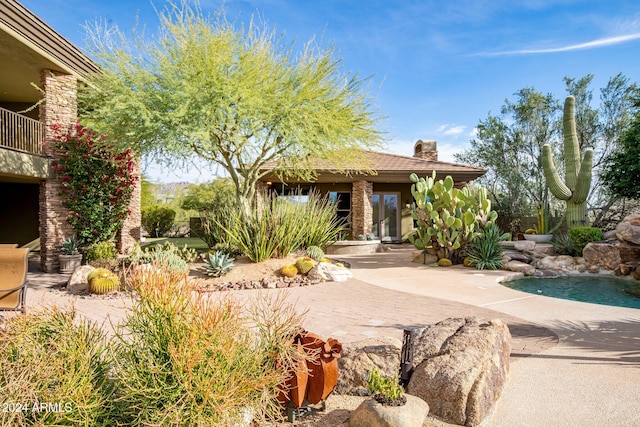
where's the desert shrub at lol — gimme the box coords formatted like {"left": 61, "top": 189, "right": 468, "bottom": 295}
{"left": 195, "top": 204, "right": 237, "bottom": 249}
{"left": 368, "top": 367, "right": 405, "bottom": 405}
{"left": 141, "top": 204, "right": 176, "bottom": 238}
{"left": 221, "top": 191, "right": 344, "bottom": 263}
{"left": 144, "top": 251, "right": 189, "bottom": 275}
{"left": 569, "top": 227, "right": 603, "bottom": 256}
{"left": 552, "top": 233, "right": 577, "bottom": 256}
{"left": 115, "top": 266, "right": 305, "bottom": 425}
{"left": 0, "top": 308, "right": 114, "bottom": 426}
{"left": 150, "top": 241, "right": 199, "bottom": 263}
{"left": 210, "top": 241, "right": 242, "bottom": 256}
{"left": 85, "top": 240, "right": 117, "bottom": 262}
{"left": 297, "top": 191, "right": 347, "bottom": 249}
{"left": 466, "top": 223, "right": 509, "bottom": 270}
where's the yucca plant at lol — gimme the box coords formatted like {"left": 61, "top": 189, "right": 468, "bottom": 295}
{"left": 204, "top": 251, "right": 235, "bottom": 277}
{"left": 466, "top": 223, "right": 509, "bottom": 270}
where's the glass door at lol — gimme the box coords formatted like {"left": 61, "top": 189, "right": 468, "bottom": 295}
{"left": 372, "top": 193, "right": 400, "bottom": 242}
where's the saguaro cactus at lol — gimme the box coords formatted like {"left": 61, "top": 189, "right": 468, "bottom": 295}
{"left": 541, "top": 96, "right": 594, "bottom": 229}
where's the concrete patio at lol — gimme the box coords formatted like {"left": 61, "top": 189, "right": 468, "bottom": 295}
{"left": 17, "top": 246, "right": 640, "bottom": 426}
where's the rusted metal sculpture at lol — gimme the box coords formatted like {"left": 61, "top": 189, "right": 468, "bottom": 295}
{"left": 279, "top": 329, "right": 342, "bottom": 421}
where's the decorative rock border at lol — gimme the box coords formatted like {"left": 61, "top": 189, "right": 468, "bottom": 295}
{"left": 194, "top": 275, "right": 321, "bottom": 292}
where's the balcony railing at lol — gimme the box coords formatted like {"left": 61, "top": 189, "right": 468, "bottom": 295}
{"left": 0, "top": 106, "right": 45, "bottom": 156}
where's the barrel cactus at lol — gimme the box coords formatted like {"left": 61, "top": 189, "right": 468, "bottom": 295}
{"left": 295, "top": 257, "right": 315, "bottom": 274}
{"left": 280, "top": 264, "right": 298, "bottom": 278}
{"left": 88, "top": 268, "right": 120, "bottom": 295}
{"left": 542, "top": 96, "right": 594, "bottom": 229}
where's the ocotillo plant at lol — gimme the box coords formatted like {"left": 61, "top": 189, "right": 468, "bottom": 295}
{"left": 541, "top": 96, "right": 594, "bottom": 229}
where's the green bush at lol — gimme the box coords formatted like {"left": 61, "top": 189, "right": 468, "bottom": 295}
{"left": 569, "top": 227, "right": 603, "bottom": 256}
{"left": 466, "top": 223, "right": 509, "bottom": 270}
{"left": 141, "top": 204, "right": 176, "bottom": 238}
{"left": 150, "top": 241, "right": 198, "bottom": 263}
{"left": 115, "top": 266, "right": 306, "bottom": 425}
{"left": 368, "top": 367, "right": 404, "bottom": 402}
{"left": 0, "top": 308, "right": 114, "bottom": 426}
{"left": 85, "top": 241, "right": 117, "bottom": 262}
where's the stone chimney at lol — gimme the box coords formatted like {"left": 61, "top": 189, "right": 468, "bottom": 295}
{"left": 413, "top": 139, "right": 438, "bottom": 161}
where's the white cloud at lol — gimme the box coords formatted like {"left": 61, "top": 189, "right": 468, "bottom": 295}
{"left": 481, "top": 32, "right": 640, "bottom": 56}
{"left": 436, "top": 124, "right": 467, "bottom": 135}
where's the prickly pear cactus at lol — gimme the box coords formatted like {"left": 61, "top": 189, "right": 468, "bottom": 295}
{"left": 409, "top": 171, "right": 498, "bottom": 263}
{"left": 542, "top": 96, "right": 594, "bottom": 228}
{"left": 88, "top": 268, "right": 120, "bottom": 295}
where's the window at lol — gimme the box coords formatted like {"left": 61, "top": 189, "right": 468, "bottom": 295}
{"left": 329, "top": 192, "right": 351, "bottom": 228}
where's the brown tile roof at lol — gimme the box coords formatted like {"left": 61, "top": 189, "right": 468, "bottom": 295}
{"left": 259, "top": 150, "right": 486, "bottom": 184}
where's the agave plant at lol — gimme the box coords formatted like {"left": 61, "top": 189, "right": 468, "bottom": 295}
{"left": 204, "top": 251, "right": 235, "bottom": 277}
{"left": 466, "top": 223, "right": 509, "bottom": 270}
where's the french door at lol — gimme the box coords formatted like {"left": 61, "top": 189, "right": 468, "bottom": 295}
{"left": 372, "top": 193, "right": 400, "bottom": 242}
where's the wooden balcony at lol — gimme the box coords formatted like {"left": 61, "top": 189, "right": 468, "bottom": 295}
{"left": 0, "top": 106, "right": 45, "bottom": 156}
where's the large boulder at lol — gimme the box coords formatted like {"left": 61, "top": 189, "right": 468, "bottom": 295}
{"left": 583, "top": 241, "right": 640, "bottom": 271}
{"left": 501, "top": 260, "right": 535, "bottom": 276}
{"left": 349, "top": 394, "right": 429, "bottom": 427}
{"left": 66, "top": 265, "right": 95, "bottom": 294}
{"left": 335, "top": 337, "right": 401, "bottom": 395}
{"left": 407, "top": 318, "right": 512, "bottom": 427}
{"left": 616, "top": 215, "right": 640, "bottom": 245}
{"left": 308, "top": 262, "right": 353, "bottom": 282}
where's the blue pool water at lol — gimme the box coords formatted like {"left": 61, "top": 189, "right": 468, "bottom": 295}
{"left": 503, "top": 275, "right": 640, "bottom": 309}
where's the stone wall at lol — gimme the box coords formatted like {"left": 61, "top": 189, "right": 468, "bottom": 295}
{"left": 351, "top": 180, "right": 373, "bottom": 238}
{"left": 116, "top": 161, "right": 141, "bottom": 254}
{"left": 39, "top": 70, "right": 77, "bottom": 272}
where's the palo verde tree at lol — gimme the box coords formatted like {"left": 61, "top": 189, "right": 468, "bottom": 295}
{"left": 79, "top": 3, "right": 382, "bottom": 207}
{"left": 602, "top": 94, "right": 640, "bottom": 199}
{"left": 454, "top": 88, "right": 560, "bottom": 217}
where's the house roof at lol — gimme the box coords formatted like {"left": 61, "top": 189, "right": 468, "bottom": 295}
{"left": 0, "top": 0, "right": 100, "bottom": 103}
{"left": 259, "top": 150, "right": 487, "bottom": 184}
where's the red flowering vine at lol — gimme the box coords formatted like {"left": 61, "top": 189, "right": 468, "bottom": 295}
{"left": 51, "top": 122, "right": 137, "bottom": 244}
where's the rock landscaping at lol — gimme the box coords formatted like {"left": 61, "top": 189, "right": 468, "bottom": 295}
{"left": 336, "top": 318, "right": 512, "bottom": 427}
{"left": 499, "top": 215, "right": 640, "bottom": 280}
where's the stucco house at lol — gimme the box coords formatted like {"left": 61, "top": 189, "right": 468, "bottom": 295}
{"left": 0, "top": 0, "right": 141, "bottom": 272}
{"left": 259, "top": 140, "right": 486, "bottom": 242}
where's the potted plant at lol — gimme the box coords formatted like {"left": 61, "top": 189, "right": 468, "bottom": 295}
{"left": 349, "top": 367, "right": 429, "bottom": 427}
{"left": 523, "top": 204, "right": 557, "bottom": 243}
{"left": 59, "top": 237, "right": 83, "bottom": 274}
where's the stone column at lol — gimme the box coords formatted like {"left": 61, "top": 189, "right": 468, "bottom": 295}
{"left": 116, "top": 161, "right": 142, "bottom": 254}
{"left": 39, "top": 70, "right": 77, "bottom": 272}
{"left": 351, "top": 180, "right": 373, "bottom": 238}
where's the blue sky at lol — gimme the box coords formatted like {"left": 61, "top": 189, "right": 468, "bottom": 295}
{"left": 20, "top": 0, "right": 640, "bottom": 183}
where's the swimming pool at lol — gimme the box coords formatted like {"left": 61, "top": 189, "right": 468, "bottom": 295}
{"left": 503, "top": 275, "right": 640, "bottom": 309}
